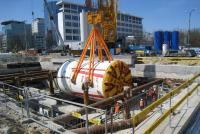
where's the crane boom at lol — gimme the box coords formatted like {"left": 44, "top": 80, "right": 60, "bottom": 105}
{"left": 43, "top": 0, "right": 64, "bottom": 46}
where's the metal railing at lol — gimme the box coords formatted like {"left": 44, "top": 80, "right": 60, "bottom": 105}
{"left": 1, "top": 73, "right": 199, "bottom": 134}
{"left": 130, "top": 72, "right": 200, "bottom": 133}
{"left": 0, "top": 81, "right": 108, "bottom": 134}
{"left": 143, "top": 83, "right": 199, "bottom": 134}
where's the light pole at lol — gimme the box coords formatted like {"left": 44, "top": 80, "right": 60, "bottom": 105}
{"left": 23, "top": 21, "right": 28, "bottom": 51}
{"left": 187, "top": 8, "right": 197, "bottom": 47}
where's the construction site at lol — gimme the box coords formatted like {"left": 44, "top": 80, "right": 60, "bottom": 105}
{"left": 0, "top": 0, "right": 200, "bottom": 134}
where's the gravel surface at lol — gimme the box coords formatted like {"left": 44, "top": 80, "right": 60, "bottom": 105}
{"left": 0, "top": 106, "right": 53, "bottom": 134}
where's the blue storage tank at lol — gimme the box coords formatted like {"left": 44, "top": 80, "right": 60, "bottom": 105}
{"left": 171, "top": 31, "right": 179, "bottom": 50}
{"left": 154, "top": 31, "right": 163, "bottom": 53}
{"left": 163, "top": 31, "right": 171, "bottom": 48}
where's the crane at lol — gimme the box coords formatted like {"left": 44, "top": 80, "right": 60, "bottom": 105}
{"left": 87, "top": 0, "right": 118, "bottom": 47}
{"left": 43, "top": 0, "right": 64, "bottom": 47}
{"left": 71, "top": 0, "right": 118, "bottom": 86}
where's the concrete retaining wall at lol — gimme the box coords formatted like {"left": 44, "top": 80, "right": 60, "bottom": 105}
{"left": 0, "top": 53, "right": 38, "bottom": 64}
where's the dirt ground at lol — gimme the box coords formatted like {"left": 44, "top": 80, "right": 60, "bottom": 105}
{"left": 0, "top": 107, "right": 53, "bottom": 134}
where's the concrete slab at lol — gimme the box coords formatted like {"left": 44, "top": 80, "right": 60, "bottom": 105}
{"left": 39, "top": 98, "right": 57, "bottom": 107}
{"left": 58, "top": 105, "right": 81, "bottom": 114}
{"left": 131, "top": 64, "right": 200, "bottom": 79}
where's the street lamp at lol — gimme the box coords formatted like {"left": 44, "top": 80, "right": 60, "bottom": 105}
{"left": 186, "top": 8, "right": 197, "bottom": 47}
{"left": 23, "top": 20, "right": 28, "bottom": 51}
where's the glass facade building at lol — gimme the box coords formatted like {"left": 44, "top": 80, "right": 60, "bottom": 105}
{"left": 1, "top": 20, "right": 32, "bottom": 52}
{"left": 32, "top": 18, "right": 45, "bottom": 50}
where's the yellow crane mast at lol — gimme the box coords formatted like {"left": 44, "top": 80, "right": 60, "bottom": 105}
{"left": 87, "top": 0, "right": 118, "bottom": 46}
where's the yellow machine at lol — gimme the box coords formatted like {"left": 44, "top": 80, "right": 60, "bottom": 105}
{"left": 71, "top": 0, "right": 120, "bottom": 86}
{"left": 86, "top": 0, "right": 118, "bottom": 46}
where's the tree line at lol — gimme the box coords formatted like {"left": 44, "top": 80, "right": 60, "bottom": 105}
{"left": 179, "top": 28, "right": 200, "bottom": 47}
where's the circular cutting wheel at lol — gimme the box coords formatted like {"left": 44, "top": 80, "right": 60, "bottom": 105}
{"left": 102, "top": 60, "right": 132, "bottom": 98}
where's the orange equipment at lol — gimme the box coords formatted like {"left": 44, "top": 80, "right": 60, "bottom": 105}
{"left": 71, "top": 27, "right": 113, "bottom": 86}
{"left": 114, "top": 102, "right": 120, "bottom": 113}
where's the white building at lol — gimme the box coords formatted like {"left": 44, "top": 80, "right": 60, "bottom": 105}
{"left": 56, "top": 1, "right": 143, "bottom": 43}
{"left": 32, "top": 18, "right": 45, "bottom": 50}
{"left": 117, "top": 12, "right": 143, "bottom": 38}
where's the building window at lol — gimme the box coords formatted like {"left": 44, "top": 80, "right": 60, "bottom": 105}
{"left": 71, "top": 5, "right": 77, "bottom": 10}
{"left": 72, "top": 16, "right": 78, "bottom": 20}
{"left": 121, "top": 14, "right": 125, "bottom": 21}
{"left": 78, "top": 6, "right": 83, "bottom": 12}
{"left": 65, "top": 15, "right": 71, "bottom": 20}
{"left": 65, "top": 4, "right": 70, "bottom": 9}
{"left": 117, "top": 27, "right": 120, "bottom": 31}
{"left": 125, "top": 16, "right": 128, "bottom": 21}
{"left": 73, "top": 29, "right": 79, "bottom": 34}
{"left": 117, "top": 15, "right": 120, "bottom": 20}
{"left": 73, "top": 36, "right": 80, "bottom": 41}
{"left": 71, "top": 10, "right": 78, "bottom": 13}
{"left": 64, "top": 9, "right": 71, "bottom": 13}
{"left": 72, "top": 23, "right": 79, "bottom": 27}
{"left": 66, "top": 36, "right": 72, "bottom": 40}
{"left": 139, "top": 20, "right": 142, "bottom": 24}
{"left": 65, "top": 22, "right": 71, "bottom": 26}
{"left": 65, "top": 29, "right": 72, "bottom": 33}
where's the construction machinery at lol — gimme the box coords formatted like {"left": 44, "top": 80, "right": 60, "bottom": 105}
{"left": 86, "top": 0, "right": 118, "bottom": 47}
{"left": 57, "top": 27, "right": 132, "bottom": 100}
{"left": 56, "top": 0, "right": 132, "bottom": 101}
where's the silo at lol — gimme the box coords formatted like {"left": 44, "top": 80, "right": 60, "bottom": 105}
{"left": 154, "top": 31, "right": 163, "bottom": 53}
{"left": 171, "top": 31, "right": 179, "bottom": 50}
{"left": 163, "top": 31, "right": 171, "bottom": 48}
{"left": 80, "top": 10, "right": 89, "bottom": 43}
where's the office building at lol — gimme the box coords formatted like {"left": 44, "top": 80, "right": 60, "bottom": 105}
{"left": 32, "top": 18, "right": 45, "bottom": 50}
{"left": 1, "top": 20, "right": 32, "bottom": 52}
{"left": 0, "top": 32, "right": 3, "bottom": 52}
{"left": 117, "top": 12, "right": 143, "bottom": 38}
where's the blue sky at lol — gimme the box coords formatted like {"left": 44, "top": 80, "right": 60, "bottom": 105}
{"left": 0, "top": 0, "right": 199, "bottom": 32}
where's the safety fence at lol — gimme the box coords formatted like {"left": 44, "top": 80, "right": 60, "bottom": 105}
{"left": 137, "top": 57, "right": 200, "bottom": 65}
{"left": 130, "top": 72, "right": 200, "bottom": 134}
{"left": 0, "top": 73, "right": 199, "bottom": 134}
{"left": 0, "top": 82, "right": 108, "bottom": 134}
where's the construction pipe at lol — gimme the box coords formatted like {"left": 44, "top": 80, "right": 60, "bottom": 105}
{"left": 72, "top": 119, "right": 132, "bottom": 134}
{"left": 71, "top": 113, "right": 149, "bottom": 134}
{"left": 53, "top": 79, "right": 163, "bottom": 124}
